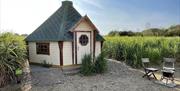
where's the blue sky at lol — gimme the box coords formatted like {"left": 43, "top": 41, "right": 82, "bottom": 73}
{"left": 0, "top": 0, "right": 180, "bottom": 35}
{"left": 75, "top": 0, "right": 180, "bottom": 34}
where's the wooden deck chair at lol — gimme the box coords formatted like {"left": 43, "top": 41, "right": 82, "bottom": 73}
{"left": 142, "top": 58, "right": 158, "bottom": 80}
{"left": 160, "top": 58, "right": 175, "bottom": 84}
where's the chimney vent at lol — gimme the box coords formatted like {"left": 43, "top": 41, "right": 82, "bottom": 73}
{"left": 62, "top": 1, "right": 73, "bottom": 6}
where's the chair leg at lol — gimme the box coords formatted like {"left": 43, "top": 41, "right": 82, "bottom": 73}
{"left": 160, "top": 76, "right": 164, "bottom": 81}
{"left": 142, "top": 74, "right": 146, "bottom": 78}
{"left": 143, "top": 71, "right": 150, "bottom": 78}
{"left": 171, "top": 77, "right": 174, "bottom": 84}
{"left": 152, "top": 73, "right": 157, "bottom": 80}
{"left": 146, "top": 74, "right": 150, "bottom": 80}
{"left": 166, "top": 79, "right": 168, "bottom": 85}
{"left": 147, "top": 72, "right": 152, "bottom": 80}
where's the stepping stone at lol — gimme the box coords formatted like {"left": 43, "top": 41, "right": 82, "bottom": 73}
{"left": 62, "top": 65, "right": 80, "bottom": 75}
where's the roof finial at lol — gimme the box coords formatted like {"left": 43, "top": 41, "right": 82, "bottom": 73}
{"left": 62, "top": 0, "right": 73, "bottom": 6}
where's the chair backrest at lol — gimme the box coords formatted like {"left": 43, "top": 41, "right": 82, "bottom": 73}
{"left": 163, "top": 58, "right": 175, "bottom": 70}
{"left": 141, "top": 58, "right": 150, "bottom": 68}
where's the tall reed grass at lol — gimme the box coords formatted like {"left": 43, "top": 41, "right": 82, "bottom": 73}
{"left": 103, "top": 36, "right": 180, "bottom": 68}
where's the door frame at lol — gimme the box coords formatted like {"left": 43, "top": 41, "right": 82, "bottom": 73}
{"left": 58, "top": 41, "right": 63, "bottom": 66}
{"left": 75, "top": 31, "right": 92, "bottom": 64}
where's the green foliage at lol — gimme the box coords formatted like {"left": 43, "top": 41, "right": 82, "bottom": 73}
{"left": 108, "top": 30, "right": 120, "bottom": 36}
{"left": 80, "top": 53, "right": 108, "bottom": 76}
{"left": 15, "top": 68, "right": 23, "bottom": 75}
{"left": 166, "top": 25, "right": 180, "bottom": 36}
{"left": 107, "top": 30, "right": 137, "bottom": 36}
{"left": 107, "top": 24, "right": 180, "bottom": 37}
{"left": 41, "top": 60, "right": 52, "bottom": 68}
{"left": 0, "top": 32, "right": 27, "bottom": 87}
{"left": 142, "top": 28, "right": 165, "bottom": 36}
{"left": 80, "top": 54, "right": 94, "bottom": 76}
{"left": 103, "top": 36, "right": 180, "bottom": 68}
{"left": 94, "top": 53, "right": 107, "bottom": 73}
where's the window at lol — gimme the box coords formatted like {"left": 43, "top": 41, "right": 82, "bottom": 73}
{"left": 79, "top": 35, "right": 88, "bottom": 46}
{"left": 36, "top": 43, "right": 50, "bottom": 55}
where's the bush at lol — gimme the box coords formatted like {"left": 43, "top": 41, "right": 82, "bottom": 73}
{"left": 94, "top": 53, "right": 107, "bottom": 73}
{"left": 80, "top": 54, "right": 94, "bottom": 76}
{"left": 0, "top": 32, "right": 26, "bottom": 87}
{"left": 80, "top": 53, "right": 108, "bottom": 76}
{"left": 41, "top": 60, "right": 52, "bottom": 68}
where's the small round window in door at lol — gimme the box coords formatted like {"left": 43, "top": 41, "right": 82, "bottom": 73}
{"left": 79, "top": 35, "right": 88, "bottom": 46}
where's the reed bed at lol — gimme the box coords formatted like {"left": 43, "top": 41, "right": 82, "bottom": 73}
{"left": 103, "top": 36, "right": 180, "bottom": 68}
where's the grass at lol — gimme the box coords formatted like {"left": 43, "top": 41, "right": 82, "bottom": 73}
{"left": 80, "top": 53, "right": 107, "bottom": 76}
{"left": 0, "top": 32, "right": 26, "bottom": 87}
{"left": 103, "top": 36, "right": 180, "bottom": 68}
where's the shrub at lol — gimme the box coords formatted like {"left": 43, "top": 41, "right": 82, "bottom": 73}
{"left": 41, "top": 60, "right": 52, "bottom": 68}
{"left": 80, "top": 53, "right": 108, "bottom": 76}
{"left": 0, "top": 32, "right": 26, "bottom": 87}
{"left": 80, "top": 54, "right": 94, "bottom": 76}
{"left": 94, "top": 53, "right": 107, "bottom": 73}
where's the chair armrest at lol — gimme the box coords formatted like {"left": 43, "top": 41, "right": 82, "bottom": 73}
{"left": 161, "top": 69, "right": 174, "bottom": 73}
{"left": 163, "top": 67, "right": 175, "bottom": 71}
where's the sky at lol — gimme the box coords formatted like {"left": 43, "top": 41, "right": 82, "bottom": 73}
{"left": 0, "top": 0, "right": 180, "bottom": 35}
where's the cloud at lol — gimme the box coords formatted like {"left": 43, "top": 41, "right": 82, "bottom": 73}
{"left": 80, "top": 0, "right": 103, "bottom": 9}
{"left": 1, "top": 0, "right": 179, "bottom": 35}
{"left": 0, "top": 0, "right": 60, "bottom": 34}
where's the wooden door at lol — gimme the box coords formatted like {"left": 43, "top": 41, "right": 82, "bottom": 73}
{"left": 76, "top": 32, "right": 91, "bottom": 64}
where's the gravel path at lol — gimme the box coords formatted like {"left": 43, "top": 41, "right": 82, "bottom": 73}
{"left": 0, "top": 59, "right": 179, "bottom": 91}
{"left": 30, "top": 59, "right": 179, "bottom": 91}
{"left": 30, "top": 66, "right": 65, "bottom": 86}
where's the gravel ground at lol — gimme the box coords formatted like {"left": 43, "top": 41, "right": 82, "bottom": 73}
{"left": 0, "top": 59, "right": 179, "bottom": 91}
{"left": 30, "top": 59, "right": 179, "bottom": 91}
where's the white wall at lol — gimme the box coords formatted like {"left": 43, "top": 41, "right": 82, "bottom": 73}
{"left": 75, "top": 20, "right": 92, "bottom": 31}
{"left": 28, "top": 42, "right": 60, "bottom": 65}
{"left": 28, "top": 41, "right": 101, "bottom": 66}
{"left": 63, "top": 42, "right": 73, "bottom": 65}
{"left": 74, "top": 20, "right": 95, "bottom": 55}
{"left": 73, "top": 20, "right": 102, "bottom": 62}
{"left": 95, "top": 41, "right": 101, "bottom": 57}
{"left": 74, "top": 20, "right": 95, "bottom": 64}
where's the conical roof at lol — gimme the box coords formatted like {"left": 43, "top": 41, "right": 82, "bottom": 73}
{"left": 25, "top": 1, "right": 81, "bottom": 41}
{"left": 25, "top": 1, "right": 104, "bottom": 42}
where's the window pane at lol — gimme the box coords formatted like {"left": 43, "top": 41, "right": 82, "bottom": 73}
{"left": 36, "top": 43, "right": 49, "bottom": 54}
{"left": 79, "top": 35, "right": 88, "bottom": 46}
